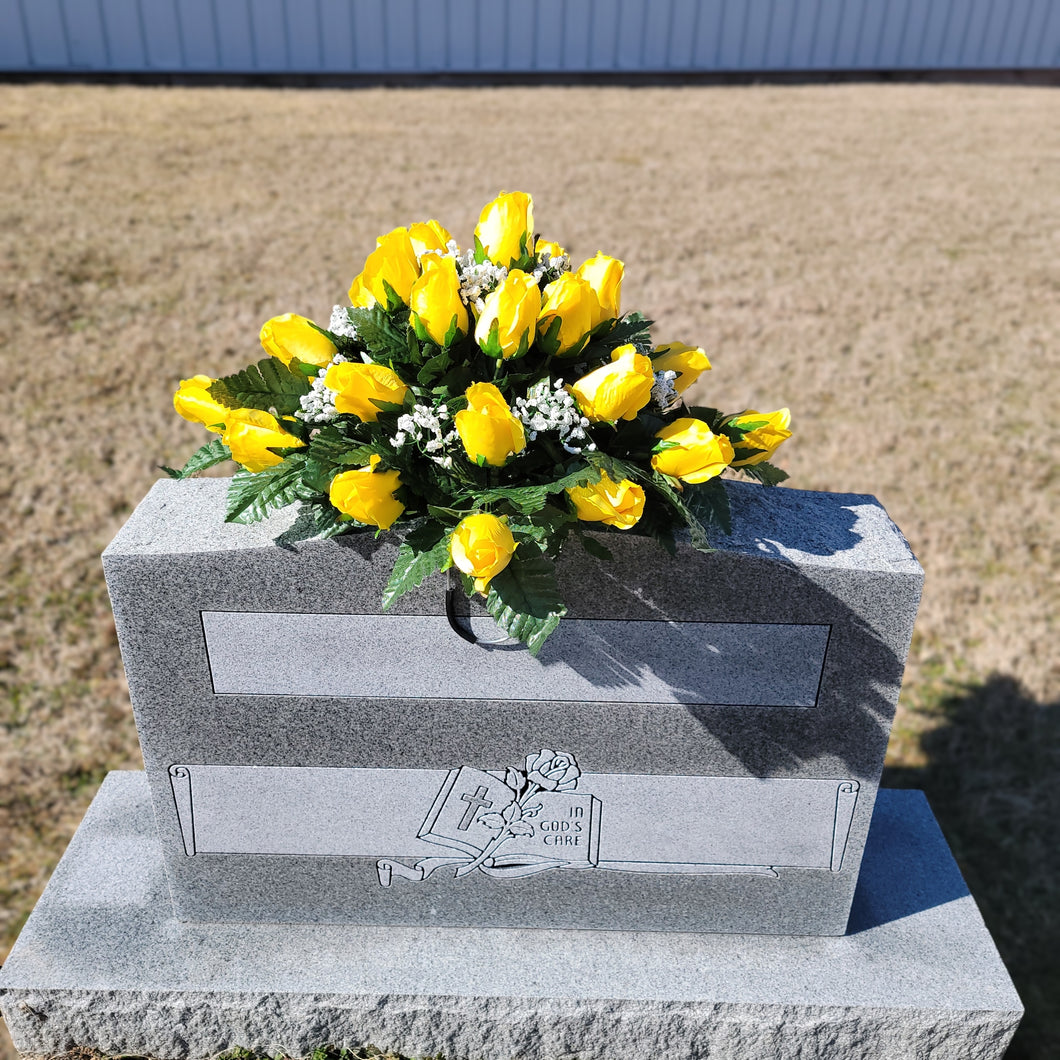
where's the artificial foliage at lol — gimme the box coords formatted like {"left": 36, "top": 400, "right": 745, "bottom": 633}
{"left": 168, "top": 192, "right": 792, "bottom": 653}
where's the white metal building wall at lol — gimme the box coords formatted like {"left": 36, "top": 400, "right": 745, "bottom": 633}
{"left": 1, "top": 0, "right": 1057, "bottom": 74}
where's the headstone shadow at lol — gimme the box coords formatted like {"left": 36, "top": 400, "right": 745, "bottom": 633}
{"left": 881, "top": 675, "right": 1060, "bottom": 1059}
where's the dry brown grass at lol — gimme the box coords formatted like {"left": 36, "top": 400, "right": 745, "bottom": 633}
{"left": 1, "top": 82, "right": 1057, "bottom": 1058}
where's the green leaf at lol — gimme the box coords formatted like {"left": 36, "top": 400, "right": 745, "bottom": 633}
{"left": 683, "top": 405, "right": 727, "bottom": 432}
{"left": 473, "top": 233, "right": 487, "bottom": 265}
{"left": 578, "top": 534, "right": 613, "bottom": 561}
{"left": 428, "top": 503, "right": 468, "bottom": 523}
{"left": 348, "top": 305, "right": 412, "bottom": 364}
{"left": 650, "top": 471, "right": 713, "bottom": 552}
{"left": 380, "top": 279, "right": 404, "bottom": 312}
{"left": 273, "top": 500, "right": 352, "bottom": 545}
{"left": 417, "top": 348, "right": 453, "bottom": 387}
{"left": 224, "top": 459, "right": 314, "bottom": 524}
{"left": 369, "top": 399, "right": 406, "bottom": 419}
{"left": 382, "top": 525, "right": 451, "bottom": 609}
{"left": 581, "top": 311, "right": 655, "bottom": 358}
{"left": 209, "top": 358, "right": 310, "bottom": 415}
{"left": 472, "top": 464, "right": 600, "bottom": 512}
{"left": 684, "top": 477, "right": 732, "bottom": 535}
{"left": 442, "top": 313, "right": 462, "bottom": 349}
{"left": 536, "top": 314, "right": 565, "bottom": 358}
{"left": 486, "top": 548, "right": 567, "bottom": 656}
{"left": 304, "top": 423, "right": 391, "bottom": 469}
{"left": 737, "top": 460, "right": 790, "bottom": 486}
{"left": 728, "top": 417, "right": 769, "bottom": 436}
{"left": 288, "top": 358, "right": 321, "bottom": 379}
{"left": 317, "top": 309, "right": 361, "bottom": 353}
{"left": 508, "top": 504, "right": 575, "bottom": 549}
{"left": 587, "top": 451, "right": 640, "bottom": 485}
{"left": 160, "top": 438, "right": 231, "bottom": 479}
{"left": 479, "top": 318, "right": 505, "bottom": 360}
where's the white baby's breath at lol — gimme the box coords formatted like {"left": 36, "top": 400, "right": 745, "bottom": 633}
{"left": 514, "top": 379, "right": 596, "bottom": 455}
{"left": 295, "top": 352, "right": 348, "bottom": 424}
{"left": 328, "top": 305, "right": 359, "bottom": 339}
{"left": 532, "top": 250, "right": 571, "bottom": 286}
{"left": 651, "top": 369, "right": 681, "bottom": 413}
{"left": 454, "top": 246, "right": 509, "bottom": 314}
{"left": 390, "top": 400, "right": 459, "bottom": 469}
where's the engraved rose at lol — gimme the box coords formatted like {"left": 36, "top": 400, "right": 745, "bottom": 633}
{"left": 524, "top": 749, "right": 580, "bottom": 792}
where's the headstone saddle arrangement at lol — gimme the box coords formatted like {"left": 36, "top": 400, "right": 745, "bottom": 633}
{"left": 166, "top": 190, "right": 793, "bottom": 655}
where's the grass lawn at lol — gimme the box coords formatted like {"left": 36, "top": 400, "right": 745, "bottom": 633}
{"left": 1, "top": 81, "right": 1057, "bottom": 1059}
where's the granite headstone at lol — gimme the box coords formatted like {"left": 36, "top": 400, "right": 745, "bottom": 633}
{"left": 99, "top": 476, "right": 922, "bottom": 935}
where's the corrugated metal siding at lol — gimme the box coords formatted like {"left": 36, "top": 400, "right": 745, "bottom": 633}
{"left": 2, "top": 0, "right": 1057, "bottom": 73}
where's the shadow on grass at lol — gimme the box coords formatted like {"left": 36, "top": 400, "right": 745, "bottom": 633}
{"left": 884, "top": 675, "right": 1060, "bottom": 1060}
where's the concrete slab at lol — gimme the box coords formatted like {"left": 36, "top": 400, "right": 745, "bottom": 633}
{"left": 0, "top": 773, "right": 1022, "bottom": 1060}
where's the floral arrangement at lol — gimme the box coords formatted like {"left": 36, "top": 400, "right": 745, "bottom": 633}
{"left": 168, "top": 192, "right": 791, "bottom": 653}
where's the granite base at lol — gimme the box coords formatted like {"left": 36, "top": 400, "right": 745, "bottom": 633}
{"left": 0, "top": 773, "right": 1022, "bottom": 1060}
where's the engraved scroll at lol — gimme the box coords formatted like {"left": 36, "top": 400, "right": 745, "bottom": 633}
{"left": 168, "top": 763, "right": 859, "bottom": 882}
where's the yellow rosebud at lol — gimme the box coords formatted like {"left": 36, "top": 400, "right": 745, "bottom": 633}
{"left": 475, "top": 191, "right": 534, "bottom": 268}
{"left": 474, "top": 269, "right": 542, "bottom": 360}
{"left": 652, "top": 418, "right": 734, "bottom": 484}
{"left": 325, "top": 362, "right": 408, "bottom": 422}
{"left": 567, "top": 471, "right": 645, "bottom": 530}
{"left": 652, "top": 343, "right": 711, "bottom": 394}
{"left": 576, "top": 252, "right": 624, "bottom": 328}
{"left": 407, "top": 219, "right": 453, "bottom": 258}
{"left": 409, "top": 256, "right": 469, "bottom": 347}
{"left": 260, "top": 313, "right": 337, "bottom": 369}
{"left": 357, "top": 227, "right": 421, "bottom": 307}
{"left": 173, "top": 375, "right": 228, "bottom": 433}
{"left": 535, "top": 238, "right": 567, "bottom": 260}
{"left": 450, "top": 512, "right": 516, "bottom": 593}
{"left": 222, "top": 408, "right": 306, "bottom": 473}
{"left": 454, "top": 382, "right": 526, "bottom": 467}
{"left": 537, "top": 272, "right": 600, "bottom": 357}
{"left": 729, "top": 409, "right": 792, "bottom": 466}
{"left": 329, "top": 455, "right": 404, "bottom": 530}
{"left": 569, "top": 344, "right": 654, "bottom": 422}
{"left": 348, "top": 270, "right": 373, "bottom": 308}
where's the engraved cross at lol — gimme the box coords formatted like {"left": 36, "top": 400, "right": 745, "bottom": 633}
{"left": 458, "top": 785, "right": 493, "bottom": 831}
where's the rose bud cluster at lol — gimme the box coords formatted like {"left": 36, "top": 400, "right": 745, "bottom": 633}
{"left": 170, "top": 191, "right": 791, "bottom": 653}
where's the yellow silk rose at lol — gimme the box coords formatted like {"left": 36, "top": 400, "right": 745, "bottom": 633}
{"left": 475, "top": 191, "right": 534, "bottom": 268}
{"left": 407, "top": 219, "right": 452, "bottom": 258}
{"left": 652, "top": 418, "right": 734, "bottom": 484}
{"left": 221, "top": 409, "right": 305, "bottom": 473}
{"left": 350, "top": 227, "right": 420, "bottom": 308}
{"left": 535, "top": 237, "right": 567, "bottom": 260}
{"left": 475, "top": 270, "right": 541, "bottom": 360}
{"left": 652, "top": 343, "right": 711, "bottom": 394}
{"left": 409, "top": 256, "right": 469, "bottom": 347}
{"left": 729, "top": 409, "right": 792, "bottom": 466}
{"left": 537, "top": 273, "right": 599, "bottom": 358}
{"left": 173, "top": 375, "right": 228, "bottom": 433}
{"left": 576, "top": 252, "right": 624, "bottom": 329}
{"left": 329, "top": 455, "right": 405, "bottom": 530}
{"left": 348, "top": 271, "right": 373, "bottom": 309}
{"left": 569, "top": 344, "right": 654, "bottom": 422}
{"left": 325, "top": 362, "right": 409, "bottom": 422}
{"left": 259, "top": 313, "right": 337, "bottom": 369}
{"left": 450, "top": 512, "right": 517, "bottom": 593}
{"left": 567, "top": 471, "right": 645, "bottom": 530}
{"left": 454, "top": 382, "right": 526, "bottom": 466}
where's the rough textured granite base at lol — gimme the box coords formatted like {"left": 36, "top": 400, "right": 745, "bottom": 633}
{"left": 101, "top": 478, "right": 923, "bottom": 932}
{"left": 0, "top": 773, "right": 1021, "bottom": 1060}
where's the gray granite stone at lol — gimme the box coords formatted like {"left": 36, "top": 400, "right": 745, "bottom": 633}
{"left": 101, "top": 478, "right": 923, "bottom": 932}
{"left": 0, "top": 773, "right": 1022, "bottom": 1060}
